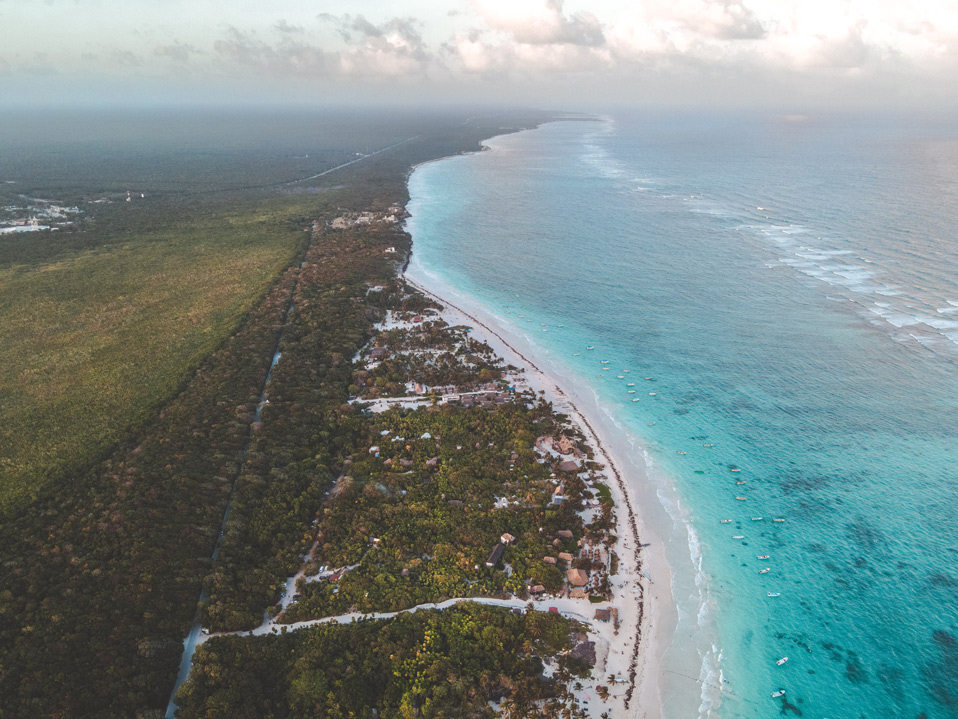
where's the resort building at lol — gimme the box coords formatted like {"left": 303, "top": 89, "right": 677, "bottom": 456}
{"left": 485, "top": 543, "right": 505, "bottom": 568}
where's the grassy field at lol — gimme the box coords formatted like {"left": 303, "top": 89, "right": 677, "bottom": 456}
{"left": 0, "top": 205, "right": 305, "bottom": 511}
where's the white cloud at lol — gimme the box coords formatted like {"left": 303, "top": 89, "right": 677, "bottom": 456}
{"left": 207, "top": 16, "right": 436, "bottom": 82}
{"left": 470, "top": 0, "right": 604, "bottom": 46}
{"left": 3, "top": 0, "right": 958, "bottom": 106}
{"left": 274, "top": 20, "right": 304, "bottom": 35}
{"left": 212, "top": 27, "right": 328, "bottom": 76}
{"left": 322, "top": 14, "right": 432, "bottom": 77}
{"left": 154, "top": 42, "right": 202, "bottom": 65}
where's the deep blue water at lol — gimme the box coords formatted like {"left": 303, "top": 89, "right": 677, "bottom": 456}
{"left": 406, "top": 112, "right": 958, "bottom": 718}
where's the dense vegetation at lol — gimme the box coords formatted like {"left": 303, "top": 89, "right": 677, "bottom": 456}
{"left": 176, "top": 604, "right": 589, "bottom": 719}
{"left": 203, "top": 220, "right": 403, "bottom": 630}
{"left": 0, "top": 266, "right": 299, "bottom": 717}
{"left": 279, "top": 390, "right": 604, "bottom": 622}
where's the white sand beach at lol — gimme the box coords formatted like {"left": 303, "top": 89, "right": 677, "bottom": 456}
{"left": 403, "top": 269, "right": 678, "bottom": 719}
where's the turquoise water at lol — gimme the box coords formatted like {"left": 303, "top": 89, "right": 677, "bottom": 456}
{"left": 406, "top": 113, "right": 958, "bottom": 718}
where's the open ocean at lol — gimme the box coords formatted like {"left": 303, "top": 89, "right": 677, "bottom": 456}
{"left": 406, "top": 112, "right": 958, "bottom": 718}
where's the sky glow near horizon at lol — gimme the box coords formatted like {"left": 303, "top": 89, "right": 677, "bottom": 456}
{"left": 2, "top": 0, "right": 958, "bottom": 108}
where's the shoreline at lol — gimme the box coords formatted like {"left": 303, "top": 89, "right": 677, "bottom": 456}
{"left": 403, "top": 271, "right": 674, "bottom": 719}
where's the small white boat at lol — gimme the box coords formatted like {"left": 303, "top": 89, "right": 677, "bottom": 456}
{"left": 759, "top": 568, "right": 771, "bottom": 574}
{"left": 601, "top": 360, "right": 610, "bottom": 363}
{"left": 730, "top": 468, "right": 741, "bottom": 473}
{"left": 649, "top": 392, "right": 656, "bottom": 396}
{"left": 645, "top": 377, "right": 653, "bottom": 380}
{"left": 720, "top": 519, "right": 732, "bottom": 523}
{"left": 587, "top": 346, "right": 595, "bottom": 350}
{"left": 632, "top": 398, "right": 640, "bottom": 402}
{"left": 703, "top": 443, "right": 714, "bottom": 447}
{"left": 735, "top": 496, "right": 747, "bottom": 501}
{"left": 648, "top": 421, "right": 655, "bottom": 425}
{"left": 777, "top": 657, "right": 789, "bottom": 666}
{"left": 767, "top": 592, "right": 781, "bottom": 597}
{"left": 736, "top": 481, "right": 747, "bottom": 485}
{"left": 628, "top": 390, "right": 636, "bottom": 394}
{"left": 602, "top": 367, "right": 611, "bottom": 371}
{"left": 751, "top": 517, "right": 763, "bottom": 521}
{"left": 732, "top": 535, "right": 744, "bottom": 539}
{"left": 773, "top": 518, "right": 786, "bottom": 523}
{"left": 677, "top": 451, "right": 686, "bottom": 455}
{"left": 771, "top": 689, "right": 785, "bottom": 698}
{"left": 757, "top": 555, "right": 770, "bottom": 559}
{"left": 627, "top": 383, "right": 635, "bottom": 386}
{"left": 573, "top": 353, "right": 580, "bottom": 356}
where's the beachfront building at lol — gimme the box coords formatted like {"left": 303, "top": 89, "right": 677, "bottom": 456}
{"left": 556, "top": 434, "right": 576, "bottom": 455}
{"left": 486, "top": 543, "right": 505, "bottom": 568}
{"left": 552, "top": 485, "right": 564, "bottom": 506}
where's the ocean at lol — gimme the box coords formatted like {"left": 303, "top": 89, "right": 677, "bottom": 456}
{"left": 405, "top": 111, "right": 958, "bottom": 718}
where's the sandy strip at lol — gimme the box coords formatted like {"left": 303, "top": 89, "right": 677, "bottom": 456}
{"left": 403, "top": 272, "right": 675, "bottom": 719}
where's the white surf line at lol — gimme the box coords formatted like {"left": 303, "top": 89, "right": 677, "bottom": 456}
{"left": 286, "top": 136, "right": 420, "bottom": 185}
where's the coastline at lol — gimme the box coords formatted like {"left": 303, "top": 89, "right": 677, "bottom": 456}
{"left": 402, "top": 270, "right": 675, "bottom": 719}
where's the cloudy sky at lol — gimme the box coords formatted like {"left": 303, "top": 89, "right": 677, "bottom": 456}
{"left": 2, "top": 0, "right": 958, "bottom": 108}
